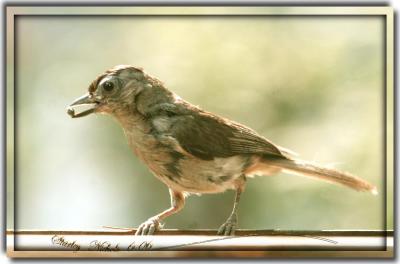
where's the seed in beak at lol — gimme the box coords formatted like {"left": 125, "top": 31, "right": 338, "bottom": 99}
{"left": 67, "top": 107, "right": 75, "bottom": 117}
{"left": 66, "top": 103, "right": 97, "bottom": 118}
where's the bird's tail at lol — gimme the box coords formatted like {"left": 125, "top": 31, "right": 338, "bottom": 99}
{"left": 267, "top": 157, "right": 377, "bottom": 194}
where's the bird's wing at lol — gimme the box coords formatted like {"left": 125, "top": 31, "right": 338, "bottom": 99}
{"left": 155, "top": 107, "right": 286, "bottom": 160}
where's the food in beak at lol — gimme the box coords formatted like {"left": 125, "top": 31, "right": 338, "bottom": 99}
{"left": 67, "top": 104, "right": 97, "bottom": 118}
{"left": 67, "top": 93, "right": 99, "bottom": 118}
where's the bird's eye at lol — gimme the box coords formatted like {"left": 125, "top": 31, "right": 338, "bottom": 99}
{"left": 103, "top": 81, "right": 114, "bottom": 92}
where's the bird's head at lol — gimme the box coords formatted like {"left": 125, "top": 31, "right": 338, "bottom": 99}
{"left": 67, "top": 65, "right": 167, "bottom": 119}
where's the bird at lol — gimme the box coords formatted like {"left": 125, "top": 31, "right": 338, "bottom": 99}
{"left": 67, "top": 65, "right": 377, "bottom": 236}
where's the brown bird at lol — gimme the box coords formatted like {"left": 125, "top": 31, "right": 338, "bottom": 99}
{"left": 67, "top": 65, "right": 377, "bottom": 236}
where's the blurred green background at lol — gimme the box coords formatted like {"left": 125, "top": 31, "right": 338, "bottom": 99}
{"left": 11, "top": 14, "right": 388, "bottom": 231}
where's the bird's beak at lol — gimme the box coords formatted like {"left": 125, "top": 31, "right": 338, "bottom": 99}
{"left": 67, "top": 93, "right": 99, "bottom": 118}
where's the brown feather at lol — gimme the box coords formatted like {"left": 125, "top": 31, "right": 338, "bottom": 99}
{"left": 251, "top": 157, "right": 377, "bottom": 193}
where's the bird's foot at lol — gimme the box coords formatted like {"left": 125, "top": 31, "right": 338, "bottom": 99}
{"left": 217, "top": 213, "right": 237, "bottom": 236}
{"left": 135, "top": 216, "right": 162, "bottom": 236}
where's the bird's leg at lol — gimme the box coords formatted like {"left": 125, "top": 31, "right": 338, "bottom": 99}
{"left": 135, "top": 189, "right": 185, "bottom": 235}
{"left": 217, "top": 178, "right": 246, "bottom": 236}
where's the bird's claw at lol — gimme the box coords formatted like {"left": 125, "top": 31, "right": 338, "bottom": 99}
{"left": 217, "top": 214, "right": 237, "bottom": 236}
{"left": 135, "top": 217, "right": 161, "bottom": 235}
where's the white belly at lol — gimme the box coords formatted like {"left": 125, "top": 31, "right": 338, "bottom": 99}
{"left": 165, "top": 155, "right": 249, "bottom": 194}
